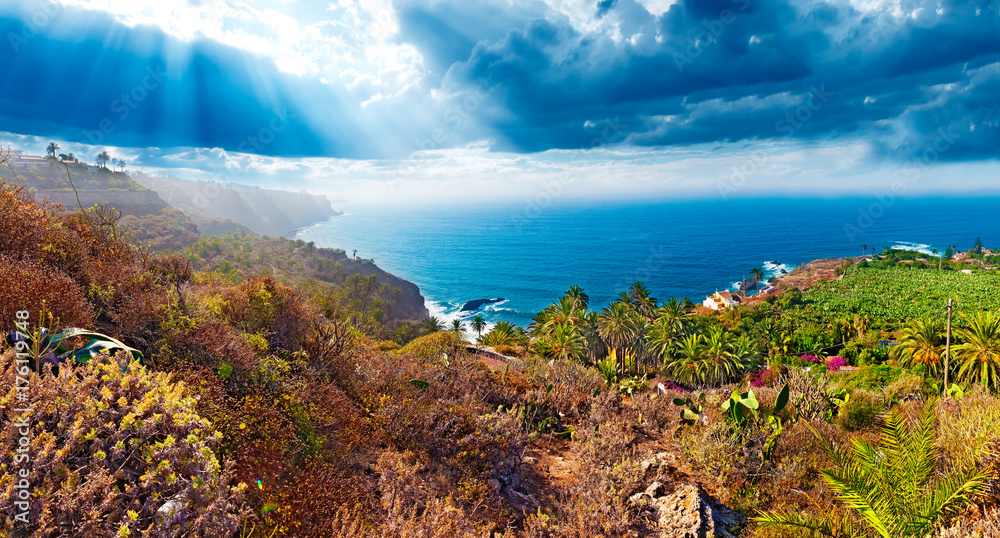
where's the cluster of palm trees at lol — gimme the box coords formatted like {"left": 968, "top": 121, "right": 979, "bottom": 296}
{"left": 96, "top": 151, "right": 127, "bottom": 172}
{"left": 417, "top": 314, "right": 489, "bottom": 340}
{"left": 49, "top": 145, "right": 120, "bottom": 172}
{"left": 47, "top": 143, "right": 77, "bottom": 162}
{"left": 515, "top": 283, "right": 760, "bottom": 385}
{"left": 44, "top": 143, "right": 127, "bottom": 172}
{"left": 894, "top": 310, "right": 1000, "bottom": 390}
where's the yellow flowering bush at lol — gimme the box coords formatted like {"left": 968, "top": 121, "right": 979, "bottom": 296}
{"left": 0, "top": 350, "right": 245, "bottom": 537}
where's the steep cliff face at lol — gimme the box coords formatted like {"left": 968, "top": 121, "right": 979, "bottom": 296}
{"left": 333, "top": 255, "right": 429, "bottom": 321}
{"left": 184, "top": 235, "right": 428, "bottom": 323}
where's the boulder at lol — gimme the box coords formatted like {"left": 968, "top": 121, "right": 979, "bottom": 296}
{"left": 632, "top": 483, "right": 743, "bottom": 538}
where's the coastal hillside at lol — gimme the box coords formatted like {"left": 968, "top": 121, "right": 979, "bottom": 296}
{"left": 132, "top": 173, "right": 342, "bottom": 237}
{"left": 183, "top": 233, "right": 429, "bottom": 323}
{"left": 0, "top": 150, "right": 428, "bottom": 324}
{"left": 2, "top": 179, "right": 999, "bottom": 537}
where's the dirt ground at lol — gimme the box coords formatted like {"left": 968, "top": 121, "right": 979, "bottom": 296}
{"left": 776, "top": 256, "right": 865, "bottom": 291}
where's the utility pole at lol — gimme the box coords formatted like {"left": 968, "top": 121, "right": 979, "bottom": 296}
{"left": 944, "top": 298, "right": 952, "bottom": 397}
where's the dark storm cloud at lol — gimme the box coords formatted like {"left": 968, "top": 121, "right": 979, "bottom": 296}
{"left": 428, "top": 0, "right": 1000, "bottom": 159}
{"left": 1, "top": 0, "right": 998, "bottom": 163}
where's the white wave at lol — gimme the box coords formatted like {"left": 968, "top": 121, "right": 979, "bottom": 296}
{"left": 481, "top": 299, "right": 509, "bottom": 311}
{"left": 890, "top": 242, "right": 940, "bottom": 257}
{"left": 423, "top": 299, "right": 488, "bottom": 342}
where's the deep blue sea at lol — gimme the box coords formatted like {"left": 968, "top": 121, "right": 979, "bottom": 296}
{"left": 295, "top": 197, "right": 1000, "bottom": 330}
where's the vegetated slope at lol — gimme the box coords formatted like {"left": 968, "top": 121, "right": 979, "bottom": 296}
{"left": 132, "top": 173, "right": 342, "bottom": 237}
{"left": 183, "top": 233, "right": 428, "bottom": 323}
{"left": 1, "top": 180, "right": 998, "bottom": 537}
{"left": 1, "top": 161, "right": 426, "bottom": 320}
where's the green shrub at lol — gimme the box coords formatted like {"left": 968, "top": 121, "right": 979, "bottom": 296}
{"left": 396, "top": 331, "right": 462, "bottom": 360}
{"left": 851, "top": 364, "right": 902, "bottom": 389}
{"left": 837, "top": 391, "right": 883, "bottom": 432}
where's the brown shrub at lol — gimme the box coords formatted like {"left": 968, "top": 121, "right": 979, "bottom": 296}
{"left": 0, "top": 183, "right": 52, "bottom": 259}
{"left": 219, "top": 276, "right": 314, "bottom": 351}
{"left": 0, "top": 255, "right": 93, "bottom": 329}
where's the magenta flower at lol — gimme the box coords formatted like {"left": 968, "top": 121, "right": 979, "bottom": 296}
{"left": 826, "top": 355, "right": 847, "bottom": 372}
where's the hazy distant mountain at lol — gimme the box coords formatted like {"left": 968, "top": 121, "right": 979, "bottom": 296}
{"left": 132, "top": 174, "right": 342, "bottom": 237}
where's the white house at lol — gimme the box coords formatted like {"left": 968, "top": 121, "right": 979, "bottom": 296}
{"left": 703, "top": 290, "right": 739, "bottom": 310}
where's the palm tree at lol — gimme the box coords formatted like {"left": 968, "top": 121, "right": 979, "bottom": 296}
{"left": 656, "top": 299, "right": 688, "bottom": 335}
{"left": 861, "top": 243, "right": 867, "bottom": 256}
{"left": 480, "top": 321, "right": 518, "bottom": 347}
{"left": 628, "top": 282, "right": 657, "bottom": 318}
{"left": 112, "top": 158, "right": 121, "bottom": 171}
{"left": 564, "top": 285, "right": 589, "bottom": 310}
{"left": 96, "top": 151, "right": 111, "bottom": 169}
{"left": 544, "top": 297, "right": 581, "bottom": 331}
{"left": 756, "top": 400, "right": 987, "bottom": 537}
{"left": 647, "top": 316, "right": 678, "bottom": 365}
{"left": 450, "top": 318, "right": 466, "bottom": 334}
{"left": 46, "top": 142, "right": 59, "bottom": 157}
{"left": 954, "top": 311, "right": 1000, "bottom": 390}
{"left": 598, "top": 302, "right": 637, "bottom": 356}
{"left": 749, "top": 267, "right": 764, "bottom": 292}
{"left": 735, "top": 332, "right": 762, "bottom": 364}
{"left": 66, "top": 153, "right": 75, "bottom": 162}
{"left": 118, "top": 159, "right": 127, "bottom": 172}
{"left": 533, "top": 323, "right": 586, "bottom": 362}
{"left": 470, "top": 315, "right": 486, "bottom": 341}
{"left": 418, "top": 316, "right": 445, "bottom": 335}
{"left": 667, "top": 333, "right": 706, "bottom": 385}
{"left": 701, "top": 327, "right": 739, "bottom": 386}
{"left": 893, "top": 319, "right": 944, "bottom": 378}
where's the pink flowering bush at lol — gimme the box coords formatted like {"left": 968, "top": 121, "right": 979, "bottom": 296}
{"left": 749, "top": 368, "right": 779, "bottom": 387}
{"left": 800, "top": 354, "right": 822, "bottom": 364}
{"left": 826, "top": 355, "right": 848, "bottom": 372}
{"left": 661, "top": 380, "right": 691, "bottom": 393}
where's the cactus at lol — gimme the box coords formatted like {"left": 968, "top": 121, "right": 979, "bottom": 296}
{"left": 671, "top": 392, "right": 706, "bottom": 426}
{"left": 721, "top": 387, "right": 760, "bottom": 423}
{"left": 720, "top": 384, "right": 789, "bottom": 459}
{"left": 762, "top": 384, "right": 790, "bottom": 459}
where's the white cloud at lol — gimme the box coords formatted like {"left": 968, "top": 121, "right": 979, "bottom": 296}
{"left": 52, "top": 0, "right": 425, "bottom": 100}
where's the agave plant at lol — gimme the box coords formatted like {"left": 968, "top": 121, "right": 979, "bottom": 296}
{"left": 755, "top": 400, "right": 987, "bottom": 537}
{"left": 5, "top": 327, "right": 144, "bottom": 371}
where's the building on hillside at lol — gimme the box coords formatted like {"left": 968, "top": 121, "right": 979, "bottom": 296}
{"left": 10, "top": 151, "right": 50, "bottom": 168}
{"left": 703, "top": 290, "right": 739, "bottom": 310}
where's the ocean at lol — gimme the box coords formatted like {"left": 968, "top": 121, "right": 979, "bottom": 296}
{"left": 294, "top": 197, "right": 1000, "bottom": 330}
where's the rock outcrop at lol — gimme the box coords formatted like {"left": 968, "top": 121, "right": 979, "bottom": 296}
{"left": 632, "top": 453, "right": 743, "bottom": 538}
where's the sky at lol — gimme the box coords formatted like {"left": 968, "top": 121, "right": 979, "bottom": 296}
{"left": 0, "top": 0, "right": 998, "bottom": 204}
